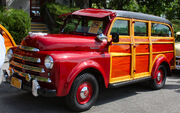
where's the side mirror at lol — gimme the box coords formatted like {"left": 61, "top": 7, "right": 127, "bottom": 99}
{"left": 112, "top": 33, "right": 119, "bottom": 42}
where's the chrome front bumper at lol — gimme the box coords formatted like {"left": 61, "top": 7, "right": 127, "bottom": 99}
{"left": 4, "top": 73, "right": 56, "bottom": 97}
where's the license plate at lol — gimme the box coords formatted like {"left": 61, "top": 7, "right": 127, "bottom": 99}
{"left": 11, "top": 77, "right": 22, "bottom": 89}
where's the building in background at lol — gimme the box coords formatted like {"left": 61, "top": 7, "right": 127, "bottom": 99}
{"left": 0, "top": 0, "right": 69, "bottom": 22}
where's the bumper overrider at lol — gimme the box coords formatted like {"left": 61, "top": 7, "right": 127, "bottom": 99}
{"left": 176, "top": 56, "right": 180, "bottom": 70}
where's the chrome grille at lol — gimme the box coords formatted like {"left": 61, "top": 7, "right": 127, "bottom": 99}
{"left": 14, "top": 54, "right": 41, "bottom": 63}
{"left": 10, "top": 61, "right": 45, "bottom": 73}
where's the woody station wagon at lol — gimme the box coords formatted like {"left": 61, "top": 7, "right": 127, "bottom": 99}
{"left": 6, "top": 8, "right": 175, "bottom": 111}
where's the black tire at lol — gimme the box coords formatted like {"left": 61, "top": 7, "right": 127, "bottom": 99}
{"left": 65, "top": 73, "right": 99, "bottom": 112}
{"left": 150, "top": 65, "right": 167, "bottom": 90}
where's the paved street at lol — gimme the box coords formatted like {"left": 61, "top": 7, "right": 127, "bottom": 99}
{"left": 0, "top": 70, "right": 179, "bottom": 113}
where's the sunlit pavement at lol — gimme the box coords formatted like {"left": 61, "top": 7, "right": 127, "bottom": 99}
{"left": 0, "top": 61, "right": 180, "bottom": 113}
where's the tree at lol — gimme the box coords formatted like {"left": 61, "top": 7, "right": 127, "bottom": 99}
{"left": 74, "top": 0, "right": 89, "bottom": 8}
{"left": 165, "top": 0, "right": 180, "bottom": 19}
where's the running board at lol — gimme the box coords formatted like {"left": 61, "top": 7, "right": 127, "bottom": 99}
{"left": 109, "top": 76, "right": 151, "bottom": 88}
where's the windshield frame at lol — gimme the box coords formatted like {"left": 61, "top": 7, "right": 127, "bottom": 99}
{"left": 59, "top": 15, "right": 109, "bottom": 36}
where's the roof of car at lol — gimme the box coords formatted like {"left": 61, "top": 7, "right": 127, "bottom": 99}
{"left": 72, "top": 8, "right": 172, "bottom": 26}
{"left": 107, "top": 9, "right": 171, "bottom": 26}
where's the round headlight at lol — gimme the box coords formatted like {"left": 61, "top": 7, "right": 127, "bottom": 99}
{"left": 44, "top": 56, "right": 54, "bottom": 69}
{"left": 7, "top": 49, "right": 13, "bottom": 60}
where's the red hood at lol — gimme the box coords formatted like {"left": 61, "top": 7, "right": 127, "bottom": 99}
{"left": 21, "top": 34, "right": 108, "bottom": 51}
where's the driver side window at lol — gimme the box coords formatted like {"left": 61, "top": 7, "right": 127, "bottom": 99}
{"left": 110, "top": 19, "right": 129, "bottom": 36}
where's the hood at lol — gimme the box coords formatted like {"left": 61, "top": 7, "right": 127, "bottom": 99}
{"left": 21, "top": 34, "right": 108, "bottom": 51}
{"left": 175, "top": 42, "right": 180, "bottom": 56}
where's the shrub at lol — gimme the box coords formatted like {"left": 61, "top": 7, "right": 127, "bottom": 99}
{"left": 46, "top": 3, "right": 79, "bottom": 18}
{"left": 171, "top": 19, "right": 180, "bottom": 33}
{"left": 44, "top": 3, "right": 79, "bottom": 33}
{"left": 0, "top": 8, "right": 31, "bottom": 44}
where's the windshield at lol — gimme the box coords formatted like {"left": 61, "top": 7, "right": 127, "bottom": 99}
{"left": 60, "top": 15, "right": 107, "bottom": 35}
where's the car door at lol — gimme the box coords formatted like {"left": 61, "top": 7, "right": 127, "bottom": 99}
{"left": 132, "top": 20, "right": 151, "bottom": 79}
{"left": 107, "top": 17, "right": 133, "bottom": 84}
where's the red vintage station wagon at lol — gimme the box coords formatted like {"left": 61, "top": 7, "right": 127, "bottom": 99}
{"left": 7, "top": 8, "right": 175, "bottom": 111}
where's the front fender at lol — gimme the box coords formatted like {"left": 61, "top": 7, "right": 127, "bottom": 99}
{"left": 151, "top": 54, "right": 170, "bottom": 79}
{"left": 53, "top": 52, "right": 110, "bottom": 96}
{"left": 65, "top": 60, "right": 108, "bottom": 94}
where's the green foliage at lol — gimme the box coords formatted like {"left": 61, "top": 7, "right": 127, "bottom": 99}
{"left": 0, "top": 8, "right": 31, "bottom": 44}
{"left": 123, "top": 0, "right": 139, "bottom": 12}
{"left": 45, "top": 3, "right": 80, "bottom": 33}
{"left": 46, "top": 3, "right": 79, "bottom": 17}
{"left": 0, "top": 6, "right": 5, "bottom": 12}
{"left": 90, "top": 0, "right": 180, "bottom": 19}
{"left": 171, "top": 19, "right": 180, "bottom": 34}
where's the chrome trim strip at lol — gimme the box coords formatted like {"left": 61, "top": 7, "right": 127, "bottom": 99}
{"left": 10, "top": 61, "right": 45, "bottom": 73}
{"left": 14, "top": 54, "right": 41, "bottom": 63}
{"left": 19, "top": 46, "right": 40, "bottom": 52}
{"left": 9, "top": 67, "right": 51, "bottom": 83}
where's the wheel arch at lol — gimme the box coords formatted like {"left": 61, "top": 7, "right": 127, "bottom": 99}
{"left": 77, "top": 68, "right": 106, "bottom": 91}
{"left": 151, "top": 54, "right": 171, "bottom": 79}
{"left": 65, "top": 60, "right": 108, "bottom": 95}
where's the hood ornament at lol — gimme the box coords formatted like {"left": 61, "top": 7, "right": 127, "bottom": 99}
{"left": 29, "top": 32, "right": 48, "bottom": 37}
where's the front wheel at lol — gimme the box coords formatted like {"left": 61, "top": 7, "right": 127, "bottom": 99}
{"left": 150, "top": 65, "right": 167, "bottom": 90}
{"left": 65, "top": 73, "right": 99, "bottom": 112}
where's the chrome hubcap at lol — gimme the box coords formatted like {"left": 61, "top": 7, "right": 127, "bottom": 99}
{"left": 80, "top": 87, "right": 89, "bottom": 99}
{"left": 157, "top": 72, "right": 161, "bottom": 81}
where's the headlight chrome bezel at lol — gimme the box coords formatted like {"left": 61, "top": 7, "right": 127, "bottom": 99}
{"left": 44, "top": 56, "right": 54, "bottom": 69}
{"left": 7, "top": 49, "right": 13, "bottom": 60}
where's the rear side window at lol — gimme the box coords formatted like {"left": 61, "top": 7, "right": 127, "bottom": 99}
{"left": 110, "top": 20, "right": 129, "bottom": 35}
{"left": 134, "top": 22, "right": 148, "bottom": 36}
{"left": 151, "top": 23, "right": 172, "bottom": 37}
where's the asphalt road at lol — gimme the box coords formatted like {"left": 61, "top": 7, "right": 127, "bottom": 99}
{"left": 0, "top": 71, "right": 179, "bottom": 113}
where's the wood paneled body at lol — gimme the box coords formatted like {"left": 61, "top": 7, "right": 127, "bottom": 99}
{"left": 109, "top": 38, "right": 132, "bottom": 83}
{"left": 108, "top": 17, "right": 175, "bottom": 84}
{"left": 134, "top": 38, "right": 150, "bottom": 78}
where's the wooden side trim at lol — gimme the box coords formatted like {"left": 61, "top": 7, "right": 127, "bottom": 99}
{"left": 152, "top": 50, "right": 174, "bottom": 54}
{"left": 152, "top": 42, "right": 174, "bottom": 44}
{"left": 110, "top": 53, "right": 131, "bottom": 56}
{"left": 149, "top": 21, "right": 153, "bottom": 73}
{"left": 136, "top": 53, "right": 150, "bottom": 55}
{"left": 151, "top": 37, "right": 174, "bottom": 39}
{"left": 131, "top": 19, "right": 135, "bottom": 78}
{"left": 134, "top": 72, "right": 150, "bottom": 79}
{"left": 109, "top": 75, "right": 132, "bottom": 84}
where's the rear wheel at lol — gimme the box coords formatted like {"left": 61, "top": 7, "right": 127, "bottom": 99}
{"left": 65, "top": 73, "right": 99, "bottom": 112}
{"left": 150, "top": 65, "right": 167, "bottom": 89}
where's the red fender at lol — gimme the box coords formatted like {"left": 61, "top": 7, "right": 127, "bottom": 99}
{"left": 151, "top": 55, "right": 170, "bottom": 79}
{"left": 65, "top": 60, "right": 109, "bottom": 95}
